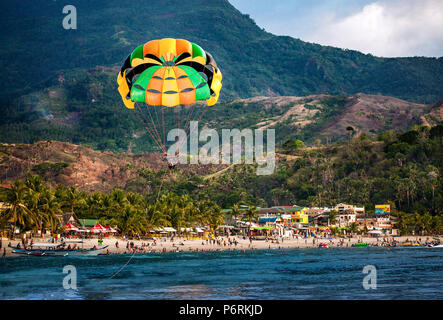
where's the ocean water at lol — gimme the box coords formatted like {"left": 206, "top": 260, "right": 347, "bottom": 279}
{"left": 0, "top": 247, "right": 442, "bottom": 300}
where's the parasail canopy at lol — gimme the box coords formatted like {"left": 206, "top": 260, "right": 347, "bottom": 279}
{"left": 116, "top": 38, "right": 222, "bottom": 155}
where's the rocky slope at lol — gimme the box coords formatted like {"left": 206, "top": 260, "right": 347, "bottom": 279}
{"left": 0, "top": 141, "right": 226, "bottom": 193}
{"left": 230, "top": 93, "right": 431, "bottom": 143}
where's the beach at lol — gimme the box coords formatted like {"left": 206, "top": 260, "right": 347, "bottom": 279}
{"left": 1, "top": 235, "right": 441, "bottom": 257}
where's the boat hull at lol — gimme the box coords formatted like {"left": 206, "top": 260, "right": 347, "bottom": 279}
{"left": 11, "top": 245, "right": 108, "bottom": 257}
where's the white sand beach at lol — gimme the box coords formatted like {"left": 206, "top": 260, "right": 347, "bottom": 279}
{"left": 2, "top": 235, "right": 441, "bottom": 257}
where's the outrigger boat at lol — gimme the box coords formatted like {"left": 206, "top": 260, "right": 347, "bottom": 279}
{"left": 353, "top": 242, "right": 369, "bottom": 247}
{"left": 11, "top": 243, "right": 109, "bottom": 257}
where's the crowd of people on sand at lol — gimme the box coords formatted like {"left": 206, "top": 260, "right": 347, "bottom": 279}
{"left": 108, "top": 236, "right": 245, "bottom": 254}
{"left": 1, "top": 233, "right": 441, "bottom": 257}
{"left": 86, "top": 234, "right": 442, "bottom": 255}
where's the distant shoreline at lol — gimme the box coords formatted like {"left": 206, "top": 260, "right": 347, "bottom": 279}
{"left": 2, "top": 235, "right": 440, "bottom": 258}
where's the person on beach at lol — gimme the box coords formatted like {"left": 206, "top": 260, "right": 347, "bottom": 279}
{"left": 2, "top": 248, "right": 6, "bottom": 258}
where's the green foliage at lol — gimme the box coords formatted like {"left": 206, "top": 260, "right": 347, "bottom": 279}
{"left": 158, "top": 126, "right": 442, "bottom": 220}
{"left": 0, "top": 0, "right": 441, "bottom": 152}
{"left": 32, "top": 162, "right": 69, "bottom": 176}
{"left": 1, "top": 125, "right": 442, "bottom": 236}
{"left": 1, "top": 0, "right": 442, "bottom": 104}
{"left": 283, "top": 139, "right": 305, "bottom": 151}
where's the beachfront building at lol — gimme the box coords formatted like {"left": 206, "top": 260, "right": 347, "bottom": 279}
{"left": 56, "top": 212, "right": 81, "bottom": 227}
{"left": 306, "top": 207, "right": 329, "bottom": 227}
{"left": 258, "top": 216, "right": 283, "bottom": 227}
{"left": 356, "top": 216, "right": 397, "bottom": 235}
{"left": 375, "top": 216, "right": 398, "bottom": 236}
{"left": 79, "top": 219, "right": 100, "bottom": 229}
{"left": 293, "top": 211, "right": 309, "bottom": 225}
{"left": 280, "top": 214, "right": 292, "bottom": 226}
{"left": 259, "top": 206, "right": 309, "bottom": 225}
{"left": 253, "top": 216, "right": 281, "bottom": 238}
{"left": 337, "top": 212, "right": 357, "bottom": 227}
{"left": 334, "top": 203, "right": 365, "bottom": 215}
{"left": 330, "top": 203, "right": 363, "bottom": 227}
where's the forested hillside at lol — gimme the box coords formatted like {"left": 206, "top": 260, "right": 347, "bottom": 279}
{"left": 0, "top": 66, "right": 438, "bottom": 153}
{"left": 0, "top": 0, "right": 442, "bottom": 103}
{"left": 1, "top": 126, "right": 442, "bottom": 218}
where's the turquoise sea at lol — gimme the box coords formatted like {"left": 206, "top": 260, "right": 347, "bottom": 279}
{"left": 0, "top": 247, "right": 442, "bottom": 300}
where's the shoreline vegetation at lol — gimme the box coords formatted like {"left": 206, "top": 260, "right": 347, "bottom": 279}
{"left": 2, "top": 235, "right": 442, "bottom": 258}
{"left": 1, "top": 126, "right": 442, "bottom": 249}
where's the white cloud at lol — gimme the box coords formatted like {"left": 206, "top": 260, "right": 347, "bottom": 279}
{"left": 304, "top": 0, "right": 443, "bottom": 57}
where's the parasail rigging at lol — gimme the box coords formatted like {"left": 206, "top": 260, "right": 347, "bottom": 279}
{"left": 117, "top": 38, "right": 222, "bottom": 168}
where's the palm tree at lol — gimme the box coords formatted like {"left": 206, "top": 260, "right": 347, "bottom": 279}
{"left": 242, "top": 206, "right": 259, "bottom": 238}
{"left": 224, "top": 203, "right": 241, "bottom": 237}
{"left": 427, "top": 170, "right": 438, "bottom": 214}
{"left": 86, "top": 192, "right": 103, "bottom": 218}
{"left": 330, "top": 227, "right": 340, "bottom": 236}
{"left": 117, "top": 205, "right": 149, "bottom": 237}
{"left": 414, "top": 212, "right": 424, "bottom": 235}
{"left": 0, "top": 180, "right": 38, "bottom": 235}
{"left": 422, "top": 212, "right": 432, "bottom": 235}
{"left": 126, "top": 192, "right": 144, "bottom": 207}
{"left": 111, "top": 189, "right": 129, "bottom": 209}
{"left": 37, "top": 189, "right": 62, "bottom": 234}
{"left": 146, "top": 203, "right": 170, "bottom": 229}
{"left": 59, "top": 186, "right": 85, "bottom": 219}
{"left": 225, "top": 203, "right": 240, "bottom": 227}
{"left": 205, "top": 205, "right": 224, "bottom": 236}
{"left": 395, "top": 211, "right": 409, "bottom": 235}
{"left": 328, "top": 210, "right": 337, "bottom": 226}
{"left": 25, "top": 174, "right": 45, "bottom": 193}
{"left": 24, "top": 175, "right": 47, "bottom": 229}
{"left": 431, "top": 216, "right": 442, "bottom": 235}
{"left": 349, "top": 222, "right": 358, "bottom": 235}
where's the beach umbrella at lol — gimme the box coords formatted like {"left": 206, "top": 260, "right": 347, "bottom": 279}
{"left": 95, "top": 223, "right": 106, "bottom": 230}
{"left": 64, "top": 223, "right": 79, "bottom": 232}
{"left": 90, "top": 223, "right": 106, "bottom": 233}
{"left": 77, "top": 228, "right": 90, "bottom": 233}
{"left": 105, "top": 226, "right": 118, "bottom": 233}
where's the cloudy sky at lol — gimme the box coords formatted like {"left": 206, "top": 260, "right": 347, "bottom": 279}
{"left": 229, "top": 0, "right": 443, "bottom": 57}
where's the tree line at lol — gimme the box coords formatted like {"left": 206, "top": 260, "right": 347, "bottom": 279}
{"left": 0, "top": 175, "right": 228, "bottom": 237}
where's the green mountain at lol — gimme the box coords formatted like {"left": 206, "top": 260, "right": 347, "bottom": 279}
{"left": 0, "top": 66, "right": 436, "bottom": 153}
{"left": 1, "top": 0, "right": 442, "bottom": 103}
{"left": 1, "top": 0, "right": 442, "bottom": 153}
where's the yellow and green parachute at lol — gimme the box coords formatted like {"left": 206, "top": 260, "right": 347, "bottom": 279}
{"left": 117, "top": 38, "right": 222, "bottom": 153}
